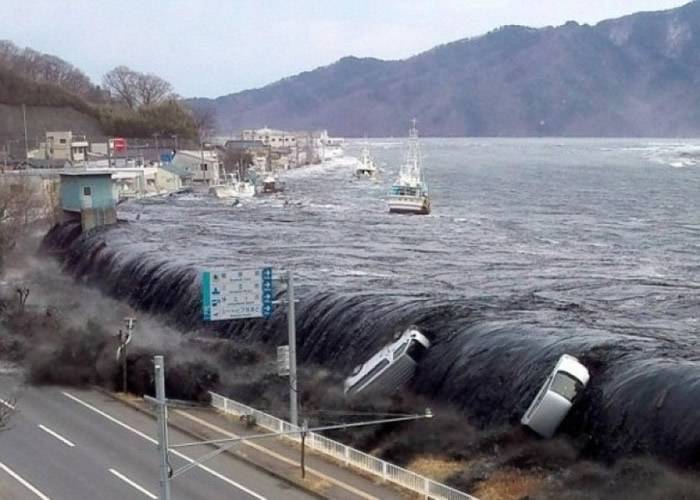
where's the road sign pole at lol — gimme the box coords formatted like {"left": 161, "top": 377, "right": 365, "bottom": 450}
{"left": 154, "top": 355, "right": 171, "bottom": 500}
{"left": 287, "top": 270, "right": 298, "bottom": 427}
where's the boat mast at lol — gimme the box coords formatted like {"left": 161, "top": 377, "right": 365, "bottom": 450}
{"left": 404, "top": 118, "right": 422, "bottom": 182}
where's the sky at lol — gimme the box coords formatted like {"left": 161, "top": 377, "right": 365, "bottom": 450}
{"left": 2, "top": 0, "right": 692, "bottom": 98}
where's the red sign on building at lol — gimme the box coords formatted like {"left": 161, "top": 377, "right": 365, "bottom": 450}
{"left": 112, "top": 137, "right": 127, "bottom": 152}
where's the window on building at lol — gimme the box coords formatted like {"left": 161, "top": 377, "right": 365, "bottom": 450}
{"left": 83, "top": 186, "right": 92, "bottom": 196}
{"left": 59, "top": 139, "right": 67, "bottom": 144}
{"left": 202, "top": 164, "right": 208, "bottom": 171}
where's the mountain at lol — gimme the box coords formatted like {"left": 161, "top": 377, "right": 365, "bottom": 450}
{"left": 191, "top": 1, "right": 700, "bottom": 137}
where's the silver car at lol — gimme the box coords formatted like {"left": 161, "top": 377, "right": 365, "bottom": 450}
{"left": 521, "top": 354, "right": 590, "bottom": 438}
{"left": 344, "top": 328, "right": 431, "bottom": 396}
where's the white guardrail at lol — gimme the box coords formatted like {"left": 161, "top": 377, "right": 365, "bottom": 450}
{"left": 209, "top": 391, "right": 477, "bottom": 500}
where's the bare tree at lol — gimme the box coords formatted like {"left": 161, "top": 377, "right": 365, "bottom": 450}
{"left": 0, "top": 177, "right": 44, "bottom": 275}
{"left": 191, "top": 107, "right": 217, "bottom": 142}
{"left": 0, "top": 40, "right": 97, "bottom": 99}
{"left": 134, "top": 72, "right": 173, "bottom": 107}
{"left": 103, "top": 66, "right": 173, "bottom": 109}
{"left": 103, "top": 65, "right": 139, "bottom": 109}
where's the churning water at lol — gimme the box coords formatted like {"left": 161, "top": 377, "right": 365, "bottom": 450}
{"left": 45, "top": 138, "right": 700, "bottom": 464}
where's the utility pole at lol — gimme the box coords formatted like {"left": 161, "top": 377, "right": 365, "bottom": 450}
{"left": 286, "top": 270, "right": 298, "bottom": 427}
{"left": 153, "top": 133, "right": 160, "bottom": 165}
{"left": 22, "top": 104, "right": 28, "bottom": 159}
{"left": 106, "top": 137, "right": 112, "bottom": 168}
{"left": 118, "top": 317, "right": 136, "bottom": 393}
{"left": 154, "top": 355, "right": 171, "bottom": 500}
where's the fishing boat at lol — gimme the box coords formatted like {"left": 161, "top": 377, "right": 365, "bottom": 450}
{"left": 209, "top": 173, "right": 256, "bottom": 199}
{"left": 355, "top": 144, "right": 378, "bottom": 178}
{"left": 387, "top": 119, "right": 431, "bottom": 215}
{"left": 260, "top": 173, "right": 285, "bottom": 194}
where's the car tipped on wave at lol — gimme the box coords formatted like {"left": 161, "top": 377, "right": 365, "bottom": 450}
{"left": 344, "top": 327, "right": 431, "bottom": 397}
{"left": 521, "top": 354, "right": 590, "bottom": 438}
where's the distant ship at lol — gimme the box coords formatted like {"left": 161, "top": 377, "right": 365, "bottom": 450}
{"left": 355, "top": 144, "right": 378, "bottom": 178}
{"left": 387, "top": 119, "right": 431, "bottom": 215}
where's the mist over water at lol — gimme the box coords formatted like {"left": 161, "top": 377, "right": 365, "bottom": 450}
{"left": 44, "top": 138, "right": 700, "bottom": 465}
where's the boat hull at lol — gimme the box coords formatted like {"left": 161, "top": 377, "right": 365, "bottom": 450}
{"left": 388, "top": 196, "right": 431, "bottom": 215}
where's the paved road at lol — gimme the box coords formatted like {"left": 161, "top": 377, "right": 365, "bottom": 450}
{"left": 0, "top": 378, "right": 315, "bottom": 500}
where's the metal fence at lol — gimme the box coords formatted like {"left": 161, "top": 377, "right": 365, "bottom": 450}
{"left": 209, "top": 391, "right": 477, "bottom": 500}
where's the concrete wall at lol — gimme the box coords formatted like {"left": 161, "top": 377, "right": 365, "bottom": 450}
{"left": 80, "top": 207, "right": 117, "bottom": 232}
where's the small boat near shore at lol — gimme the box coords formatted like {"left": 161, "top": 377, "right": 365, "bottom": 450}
{"left": 260, "top": 174, "right": 285, "bottom": 194}
{"left": 355, "top": 144, "right": 378, "bottom": 179}
{"left": 209, "top": 173, "right": 256, "bottom": 199}
{"left": 387, "top": 119, "right": 431, "bottom": 215}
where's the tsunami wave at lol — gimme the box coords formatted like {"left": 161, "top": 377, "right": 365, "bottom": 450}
{"left": 41, "top": 221, "right": 700, "bottom": 467}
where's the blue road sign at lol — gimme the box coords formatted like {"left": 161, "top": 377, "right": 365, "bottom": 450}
{"left": 202, "top": 267, "right": 274, "bottom": 321}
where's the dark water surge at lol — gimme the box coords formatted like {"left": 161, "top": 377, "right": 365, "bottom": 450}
{"left": 43, "top": 138, "right": 700, "bottom": 466}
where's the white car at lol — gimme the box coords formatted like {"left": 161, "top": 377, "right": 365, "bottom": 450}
{"left": 521, "top": 354, "right": 590, "bottom": 438}
{"left": 344, "top": 328, "right": 431, "bottom": 396}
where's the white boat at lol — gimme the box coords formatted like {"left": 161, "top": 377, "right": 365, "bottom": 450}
{"left": 355, "top": 144, "right": 378, "bottom": 178}
{"left": 320, "top": 132, "right": 344, "bottom": 160}
{"left": 260, "top": 174, "right": 285, "bottom": 194}
{"left": 209, "top": 173, "right": 256, "bottom": 199}
{"left": 387, "top": 119, "right": 431, "bottom": 215}
{"left": 344, "top": 328, "right": 431, "bottom": 397}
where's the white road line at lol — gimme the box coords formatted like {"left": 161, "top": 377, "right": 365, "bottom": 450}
{"left": 0, "top": 398, "right": 15, "bottom": 410}
{"left": 109, "top": 468, "right": 157, "bottom": 499}
{"left": 0, "top": 461, "right": 51, "bottom": 500}
{"left": 176, "top": 410, "right": 379, "bottom": 500}
{"left": 38, "top": 424, "right": 76, "bottom": 448}
{"left": 62, "top": 392, "right": 265, "bottom": 500}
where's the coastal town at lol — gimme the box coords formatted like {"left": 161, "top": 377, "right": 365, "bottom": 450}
{"left": 0, "top": 126, "right": 345, "bottom": 216}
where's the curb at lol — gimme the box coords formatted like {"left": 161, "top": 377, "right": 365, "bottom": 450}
{"left": 93, "top": 387, "right": 328, "bottom": 499}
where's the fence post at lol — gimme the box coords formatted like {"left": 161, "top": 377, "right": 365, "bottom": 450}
{"left": 382, "top": 461, "right": 387, "bottom": 482}
{"left": 424, "top": 477, "right": 430, "bottom": 499}
{"left": 224, "top": 397, "right": 228, "bottom": 413}
{"left": 344, "top": 446, "right": 349, "bottom": 466}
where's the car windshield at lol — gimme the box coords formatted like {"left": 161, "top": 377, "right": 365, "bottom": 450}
{"left": 550, "top": 372, "right": 581, "bottom": 401}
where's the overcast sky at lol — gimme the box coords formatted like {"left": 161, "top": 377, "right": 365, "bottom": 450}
{"left": 3, "top": 0, "right": 691, "bottom": 98}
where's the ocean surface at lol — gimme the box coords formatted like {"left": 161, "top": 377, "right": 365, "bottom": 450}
{"left": 48, "top": 138, "right": 700, "bottom": 463}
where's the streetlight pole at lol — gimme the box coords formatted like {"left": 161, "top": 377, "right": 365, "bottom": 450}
{"left": 154, "top": 355, "right": 171, "bottom": 500}
{"left": 286, "top": 270, "right": 298, "bottom": 427}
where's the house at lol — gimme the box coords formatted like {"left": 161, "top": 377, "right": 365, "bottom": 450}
{"left": 42, "top": 131, "right": 90, "bottom": 162}
{"left": 111, "top": 167, "right": 182, "bottom": 199}
{"left": 170, "top": 149, "right": 221, "bottom": 185}
{"left": 59, "top": 171, "right": 117, "bottom": 231}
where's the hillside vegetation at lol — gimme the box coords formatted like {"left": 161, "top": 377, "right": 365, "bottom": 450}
{"left": 189, "top": 0, "right": 700, "bottom": 137}
{"left": 0, "top": 40, "right": 198, "bottom": 140}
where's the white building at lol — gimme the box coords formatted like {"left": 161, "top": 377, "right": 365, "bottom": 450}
{"left": 42, "top": 131, "right": 90, "bottom": 162}
{"left": 170, "top": 150, "right": 221, "bottom": 185}
{"left": 111, "top": 167, "right": 182, "bottom": 199}
{"left": 241, "top": 127, "right": 297, "bottom": 149}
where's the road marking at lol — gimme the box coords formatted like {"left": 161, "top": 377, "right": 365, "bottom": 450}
{"left": 38, "top": 424, "right": 76, "bottom": 447}
{"left": 108, "top": 469, "right": 157, "bottom": 499}
{"left": 62, "top": 392, "right": 265, "bottom": 500}
{"left": 0, "top": 398, "right": 15, "bottom": 410}
{"left": 176, "top": 410, "right": 379, "bottom": 500}
{"left": 0, "top": 461, "right": 50, "bottom": 500}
